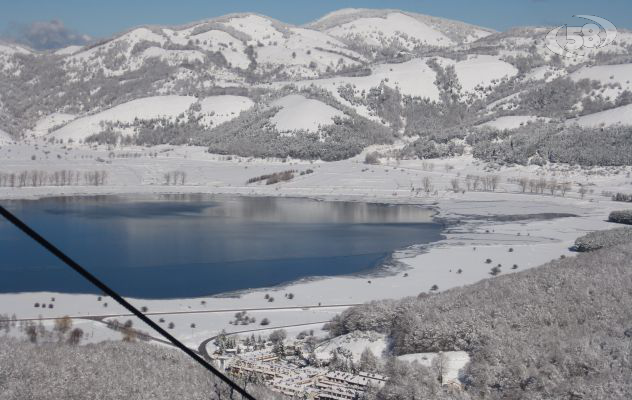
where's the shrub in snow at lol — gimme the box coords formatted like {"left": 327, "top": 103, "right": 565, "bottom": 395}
{"left": 609, "top": 210, "right": 632, "bottom": 225}
{"left": 364, "top": 152, "right": 380, "bottom": 165}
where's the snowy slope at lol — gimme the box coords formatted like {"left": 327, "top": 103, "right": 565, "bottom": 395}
{"left": 309, "top": 8, "right": 493, "bottom": 46}
{"left": 185, "top": 28, "right": 250, "bottom": 69}
{"left": 284, "top": 58, "right": 440, "bottom": 120}
{"left": 570, "top": 64, "right": 632, "bottom": 100}
{"left": 270, "top": 94, "right": 345, "bottom": 133}
{"left": 286, "top": 54, "right": 516, "bottom": 118}
{"left": 325, "top": 12, "right": 455, "bottom": 49}
{"left": 569, "top": 104, "right": 632, "bottom": 128}
{"left": 523, "top": 66, "right": 565, "bottom": 83}
{"left": 65, "top": 15, "right": 363, "bottom": 80}
{"left": 479, "top": 115, "right": 548, "bottom": 131}
{"left": 315, "top": 331, "right": 388, "bottom": 362}
{"left": 32, "top": 113, "right": 77, "bottom": 137}
{"left": 50, "top": 95, "right": 257, "bottom": 141}
{"left": 446, "top": 55, "right": 519, "bottom": 94}
{"left": 198, "top": 95, "right": 254, "bottom": 127}
{"left": 54, "top": 45, "right": 84, "bottom": 56}
{"left": 0, "top": 41, "right": 31, "bottom": 72}
{"left": 0, "top": 41, "right": 31, "bottom": 56}
{"left": 397, "top": 351, "right": 470, "bottom": 384}
{"left": 51, "top": 96, "right": 198, "bottom": 141}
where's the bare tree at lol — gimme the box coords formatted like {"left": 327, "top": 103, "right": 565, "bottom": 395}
{"left": 548, "top": 178, "right": 558, "bottom": 196}
{"left": 422, "top": 176, "right": 433, "bottom": 194}
{"left": 465, "top": 175, "right": 473, "bottom": 191}
{"left": 560, "top": 182, "right": 571, "bottom": 197}
{"left": 579, "top": 186, "right": 588, "bottom": 199}
{"left": 472, "top": 175, "right": 481, "bottom": 191}
{"left": 518, "top": 177, "right": 529, "bottom": 193}
{"left": 450, "top": 178, "right": 460, "bottom": 192}
{"left": 536, "top": 177, "right": 548, "bottom": 194}
{"left": 490, "top": 175, "right": 500, "bottom": 192}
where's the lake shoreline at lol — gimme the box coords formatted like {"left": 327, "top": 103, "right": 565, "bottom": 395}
{"left": 1, "top": 194, "right": 443, "bottom": 299}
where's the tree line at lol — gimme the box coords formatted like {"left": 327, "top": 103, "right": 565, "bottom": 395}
{"left": 0, "top": 170, "right": 108, "bottom": 187}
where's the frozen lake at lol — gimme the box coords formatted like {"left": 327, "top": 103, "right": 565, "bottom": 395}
{"left": 0, "top": 195, "right": 442, "bottom": 298}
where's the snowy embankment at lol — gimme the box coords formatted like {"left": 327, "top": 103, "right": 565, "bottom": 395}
{"left": 1, "top": 141, "right": 632, "bottom": 354}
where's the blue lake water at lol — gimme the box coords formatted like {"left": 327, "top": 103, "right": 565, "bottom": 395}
{"left": 0, "top": 195, "right": 443, "bottom": 299}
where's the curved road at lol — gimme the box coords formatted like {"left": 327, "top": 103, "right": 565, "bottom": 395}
{"left": 9, "top": 303, "right": 360, "bottom": 322}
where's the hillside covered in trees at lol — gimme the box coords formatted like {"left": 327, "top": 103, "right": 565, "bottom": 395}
{"left": 0, "top": 337, "right": 273, "bottom": 400}
{"left": 327, "top": 229, "right": 632, "bottom": 399}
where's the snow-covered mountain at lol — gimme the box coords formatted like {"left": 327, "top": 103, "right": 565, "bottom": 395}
{"left": 1, "top": 9, "right": 631, "bottom": 164}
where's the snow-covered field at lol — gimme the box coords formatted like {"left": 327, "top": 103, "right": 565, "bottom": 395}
{"left": 1, "top": 139, "right": 631, "bottom": 356}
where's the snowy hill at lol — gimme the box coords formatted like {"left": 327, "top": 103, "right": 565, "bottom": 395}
{"left": 50, "top": 95, "right": 254, "bottom": 141}
{"left": 270, "top": 94, "right": 346, "bottom": 134}
{"left": 443, "top": 54, "right": 518, "bottom": 94}
{"left": 64, "top": 14, "right": 364, "bottom": 82}
{"left": 2, "top": 9, "right": 632, "bottom": 162}
{"left": 308, "top": 9, "right": 493, "bottom": 47}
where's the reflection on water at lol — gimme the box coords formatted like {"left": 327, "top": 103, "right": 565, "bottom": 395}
{"left": 0, "top": 195, "right": 442, "bottom": 299}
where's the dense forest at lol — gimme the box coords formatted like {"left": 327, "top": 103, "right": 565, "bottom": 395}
{"left": 0, "top": 337, "right": 273, "bottom": 400}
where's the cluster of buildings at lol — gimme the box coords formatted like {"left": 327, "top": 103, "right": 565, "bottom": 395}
{"left": 211, "top": 340, "right": 387, "bottom": 399}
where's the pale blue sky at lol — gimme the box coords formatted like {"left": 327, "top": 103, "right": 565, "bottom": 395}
{"left": 2, "top": 0, "right": 631, "bottom": 40}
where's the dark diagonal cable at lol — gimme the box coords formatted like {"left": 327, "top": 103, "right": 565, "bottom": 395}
{"left": 0, "top": 205, "right": 256, "bottom": 400}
